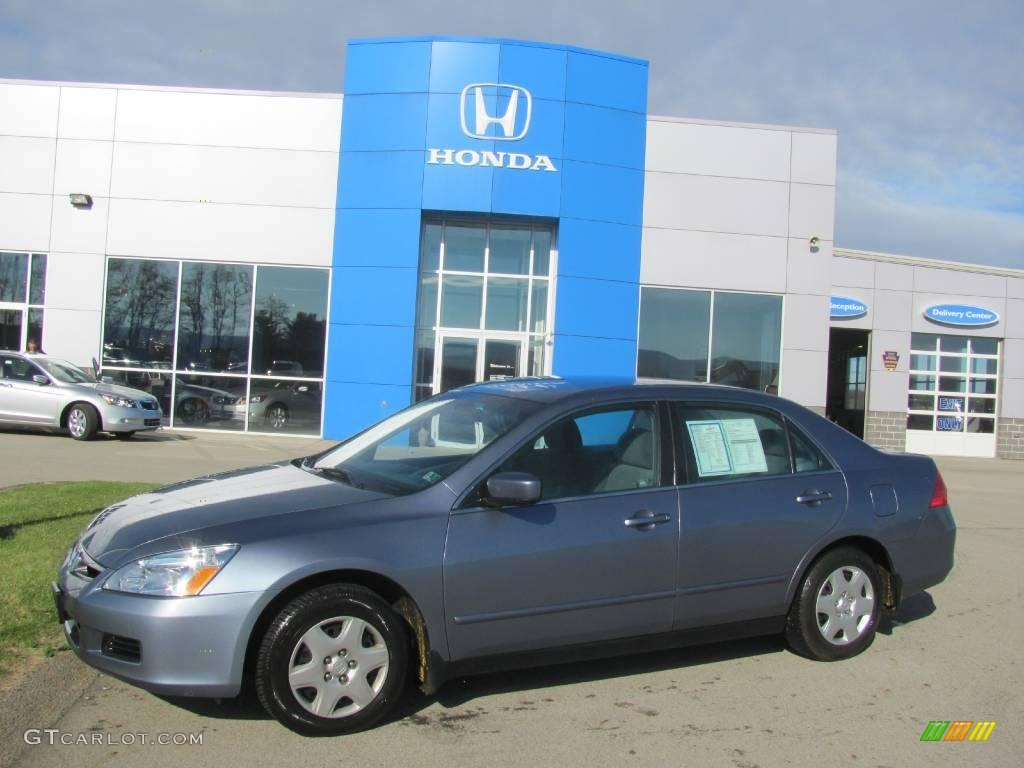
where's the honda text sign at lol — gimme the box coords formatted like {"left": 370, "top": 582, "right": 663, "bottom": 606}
{"left": 427, "top": 82, "right": 557, "bottom": 172}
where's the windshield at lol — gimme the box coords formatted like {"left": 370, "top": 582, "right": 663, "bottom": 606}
{"left": 310, "top": 393, "right": 541, "bottom": 495}
{"left": 36, "top": 359, "right": 94, "bottom": 384}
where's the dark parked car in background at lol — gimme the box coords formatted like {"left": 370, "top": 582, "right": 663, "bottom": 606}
{"left": 53, "top": 378, "right": 955, "bottom": 735}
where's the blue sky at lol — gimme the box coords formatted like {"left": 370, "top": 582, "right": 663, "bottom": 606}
{"left": 2, "top": 0, "right": 1021, "bottom": 268}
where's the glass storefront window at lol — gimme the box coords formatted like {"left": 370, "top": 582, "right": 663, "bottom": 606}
{"left": 637, "top": 287, "right": 782, "bottom": 393}
{"left": 251, "top": 266, "right": 327, "bottom": 378}
{"left": 440, "top": 275, "right": 483, "bottom": 328}
{"left": 246, "top": 378, "right": 323, "bottom": 435}
{"left": 444, "top": 225, "right": 486, "bottom": 272}
{"left": 0, "top": 252, "right": 28, "bottom": 302}
{"left": 101, "top": 257, "right": 328, "bottom": 434}
{"left": 177, "top": 263, "right": 253, "bottom": 373}
{"left": 710, "top": 293, "right": 782, "bottom": 391}
{"left": 637, "top": 287, "right": 711, "bottom": 382}
{"left": 104, "top": 258, "right": 179, "bottom": 368}
{"left": 173, "top": 375, "right": 247, "bottom": 431}
{"left": 485, "top": 277, "right": 528, "bottom": 332}
{"left": 488, "top": 227, "right": 531, "bottom": 275}
{"left": 415, "top": 218, "right": 554, "bottom": 396}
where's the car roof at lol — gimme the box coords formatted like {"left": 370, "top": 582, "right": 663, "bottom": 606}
{"left": 455, "top": 376, "right": 764, "bottom": 406}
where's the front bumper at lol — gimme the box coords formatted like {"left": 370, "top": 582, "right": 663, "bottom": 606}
{"left": 97, "top": 405, "right": 163, "bottom": 433}
{"left": 56, "top": 562, "right": 261, "bottom": 698}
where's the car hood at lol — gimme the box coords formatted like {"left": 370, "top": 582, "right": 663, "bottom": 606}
{"left": 80, "top": 462, "right": 389, "bottom": 564}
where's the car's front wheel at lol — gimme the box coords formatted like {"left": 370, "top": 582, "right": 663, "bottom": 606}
{"left": 255, "top": 584, "right": 409, "bottom": 735}
{"left": 66, "top": 403, "right": 99, "bottom": 441}
{"left": 265, "top": 403, "right": 289, "bottom": 430}
{"left": 785, "top": 547, "right": 881, "bottom": 661}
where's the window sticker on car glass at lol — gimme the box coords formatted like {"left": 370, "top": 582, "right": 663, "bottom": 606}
{"left": 721, "top": 419, "right": 768, "bottom": 474}
{"left": 686, "top": 421, "right": 733, "bottom": 477}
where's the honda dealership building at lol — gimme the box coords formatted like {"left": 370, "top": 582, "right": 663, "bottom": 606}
{"left": 1, "top": 36, "right": 1022, "bottom": 459}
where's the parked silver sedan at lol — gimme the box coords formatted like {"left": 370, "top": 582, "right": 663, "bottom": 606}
{"left": 0, "top": 351, "right": 162, "bottom": 440}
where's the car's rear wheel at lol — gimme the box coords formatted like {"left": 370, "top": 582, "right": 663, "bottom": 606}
{"left": 785, "top": 547, "right": 881, "bottom": 661}
{"left": 255, "top": 584, "right": 409, "bottom": 735}
{"left": 265, "top": 403, "right": 289, "bottom": 430}
{"left": 66, "top": 403, "right": 99, "bottom": 441}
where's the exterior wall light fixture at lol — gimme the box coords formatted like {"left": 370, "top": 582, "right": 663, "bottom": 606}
{"left": 69, "top": 193, "right": 93, "bottom": 208}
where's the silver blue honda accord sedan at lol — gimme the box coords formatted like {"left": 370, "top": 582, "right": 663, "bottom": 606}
{"left": 53, "top": 378, "right": 956, "bottom": 735}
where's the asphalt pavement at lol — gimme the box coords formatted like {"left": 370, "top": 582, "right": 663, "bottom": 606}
{"left": 0, "top": 432, "right": 1020, "bottom": 768}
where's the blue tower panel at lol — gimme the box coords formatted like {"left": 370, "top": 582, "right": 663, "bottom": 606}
{"left": 332, "top": 209, "right": 422, "bottom": 269}
{"left": 552, "top": 335, "right": 638, "bottom": 379}
{"left": 326, "top": 323, "right": 415, "bottom": 385}
{"left": 336, "top": 151, "right": 425, "bottom": 210}
{"left": 563, "top": 102, "right": 647, "bottom": 169}
{"left": 344, "top": 41, "right": 432, "bottom": 94}
{"left": 559, "top": 160, "right": 645, "bottom": 227}
{"left": 497, "top": 43, "right": 568, "bottom": 102}
{"left": 430, "top": 41, "right": 501, "bottom": 94}
{"left": 565, "top": 50, "right": 648, "bottom": 113}
{"left": 554, "top": 275, "right": 639, "bottom": 341}
{"left": 339, "top": 94, "right": 429, "bottom": 152}
{"left": 557, "top": 218, "right": 642, "bottom": 283}
{"left": 323, "top": 382, "right": 412, "bottom": 440}
{"left": 330, "top": 266, "right": 417, "bottom": 328}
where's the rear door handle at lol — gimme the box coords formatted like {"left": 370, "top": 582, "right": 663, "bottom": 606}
{"left": 796, "top": 490, "right": 833, "bottom": 506}
{"left": 624, "top": 510, "right": 672, "bottom": 529}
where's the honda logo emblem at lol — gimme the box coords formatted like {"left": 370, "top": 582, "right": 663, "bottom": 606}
{"left": 460, "top": 83, "right": 532, "bottom": 141}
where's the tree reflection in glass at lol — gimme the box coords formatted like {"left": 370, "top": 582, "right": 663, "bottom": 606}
{"left": 251, "top": 267, "right": 327, "bottom": 378}
{"left": 176, "top": 263, "right": 254, "bottom": 374}
{"left": 103, "top": 259, "right": 179, "bottom": 368}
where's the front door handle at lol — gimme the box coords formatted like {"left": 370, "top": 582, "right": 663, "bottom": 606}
{"left": 796, "top": 490, "right": 833, "bottom": 506}
{"left": 624, "top": 510, "right": 672, "bottom": 529}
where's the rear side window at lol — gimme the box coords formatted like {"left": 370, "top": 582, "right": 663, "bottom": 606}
{"left": 788, "top": 421, "right": 833, "bottom": 472}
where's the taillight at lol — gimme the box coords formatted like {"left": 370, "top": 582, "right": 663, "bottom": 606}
{"left": 929, "top": 470, "right": 948, "bottom": 509}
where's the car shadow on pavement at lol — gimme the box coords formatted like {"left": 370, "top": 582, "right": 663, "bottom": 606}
{"left": 877, "top": 591, "right": 936, "bottom": 635}
{"left": 156, "top": 593, "right": 939, "bottom": 729}
{"left": 0, "top": 427, "right": 194, "bottom": 442}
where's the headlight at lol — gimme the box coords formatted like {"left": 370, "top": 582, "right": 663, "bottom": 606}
{"left": 250, "top": 395, "right": 266, "bottom": 403}
{"left": 99, "top": 393, "right": 137, "bottom": 408}
{"left": 103, "top": 544, "right": 239, "bottom": 597}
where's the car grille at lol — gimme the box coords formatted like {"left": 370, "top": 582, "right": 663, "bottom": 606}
{"left": 144, "top": 418, "right": 160, "bottom": 427}
{"left": 101, "top": 634, "right": 142, "bottom": 663}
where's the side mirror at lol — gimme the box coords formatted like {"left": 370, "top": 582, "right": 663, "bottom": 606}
{"left": 32, "top": 374, "right": 49, "bottom": 386}
{"left": 100, "top": 375, "right": 115, "bottom": 384}
{"left": 485, "top": 471, "right": 541, "bottom": 506}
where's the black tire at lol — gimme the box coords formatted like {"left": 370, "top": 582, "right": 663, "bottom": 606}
{"left": 785, "top": 547, "right": 882, "bottom": 661}
{"left": 114, "top": 431, "right": 136, "bottom": 440}
{"left": 255, "top": 584, "right": 409, "bottom": 736}
{"left": 66, "top": 403, "right": 99, "bottom": 441}
{"left": 265, "top": 403, "right": 289, "bottom": 430}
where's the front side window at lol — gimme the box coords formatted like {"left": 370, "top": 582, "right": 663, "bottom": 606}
{"left": 498, "top": 404, "right": 659, "bottom": 500}
{"left": 311, "top": 394, "right": 542, "bottom": 495}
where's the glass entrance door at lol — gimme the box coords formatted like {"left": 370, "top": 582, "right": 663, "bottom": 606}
{"left": 435, "top": 334, "right": 524, "bottom": 395}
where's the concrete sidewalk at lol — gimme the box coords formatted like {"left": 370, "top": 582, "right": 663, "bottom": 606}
{"left": 0, "top": 428, "right": 336, "bottom": 489}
